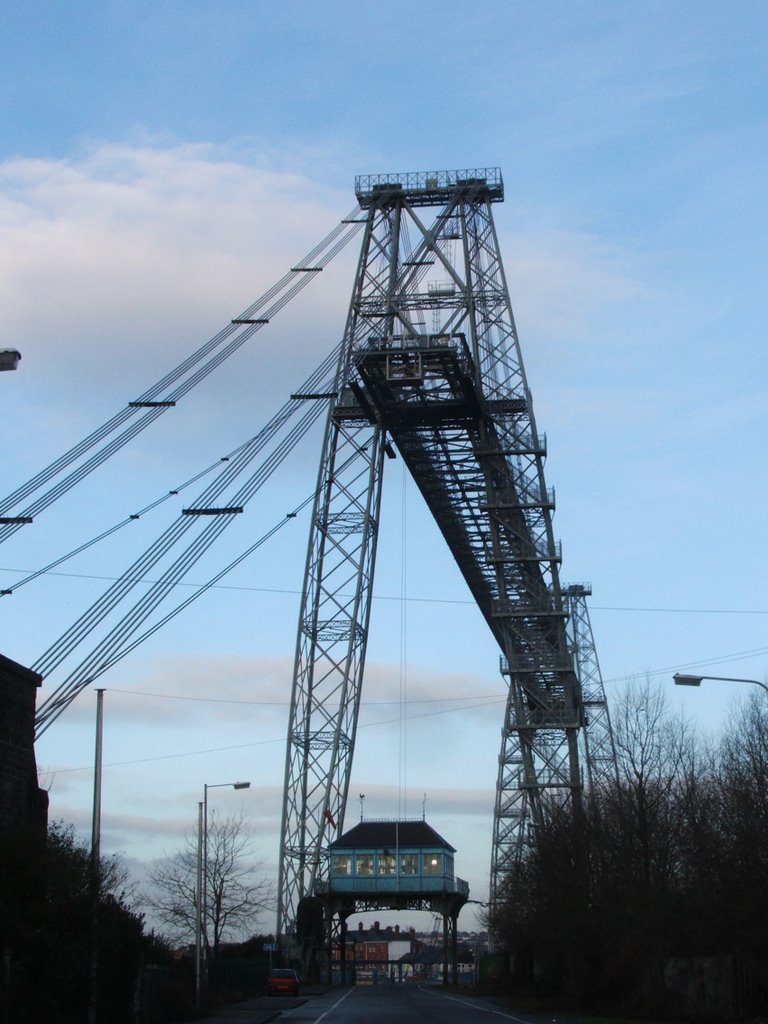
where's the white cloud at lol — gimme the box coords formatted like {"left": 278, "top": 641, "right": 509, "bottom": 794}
{"left": 501, "top": 220, "right": 649, "bottom": 344}
{"left": 0, "top": 142, "right": 650, "bottom": 392}
{"left": 0, "top": 143, "right": 355, "bottom": 451}
{"left": 39, "top": 648, "right": 505, "bottom": 735}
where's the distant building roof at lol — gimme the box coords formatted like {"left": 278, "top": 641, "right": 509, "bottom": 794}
{"left": 330, "top": 819, "right": 456, "bottom": 852}
{"left": 0, "top": 653, "right": 43, "bottom": 688}
{"left": 0, "top": 652, "right": 47, "bottom": 839}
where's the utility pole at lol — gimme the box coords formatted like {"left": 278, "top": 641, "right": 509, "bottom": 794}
{"left": 88, "top": 688, "right": 105, "bottom": 1024}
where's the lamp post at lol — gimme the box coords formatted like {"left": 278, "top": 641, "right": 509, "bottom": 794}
{"left": 673, "top": 672, "right": 768, "bottom": 695}
{"left": 195, "top": 801, "right": 203, "bottom": 1009}
{"left": 200, "top": 781, "right": 250, "bottom": 987}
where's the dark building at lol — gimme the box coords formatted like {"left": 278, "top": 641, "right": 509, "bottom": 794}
{"left": 0, "top": 653, "right": 48, "bottom": 840}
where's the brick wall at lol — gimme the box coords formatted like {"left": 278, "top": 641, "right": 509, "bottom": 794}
{"left": 0, "top": 653, "right": 48, "bottom": 839}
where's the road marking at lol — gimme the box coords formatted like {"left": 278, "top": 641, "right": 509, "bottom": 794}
{"left": 312, "top": 986, "right": 356, "bottom": 1022}
{"left": 423, "top": 987, "right": 533, "bottom": 1022}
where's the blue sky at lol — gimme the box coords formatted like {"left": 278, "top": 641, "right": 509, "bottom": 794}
{"left": 1, "top": 1, "right": 767, "bottom": 932}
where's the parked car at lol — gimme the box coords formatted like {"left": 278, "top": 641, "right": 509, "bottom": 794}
{"left": 267, "top": 968, "right": 300, "bottom": 996}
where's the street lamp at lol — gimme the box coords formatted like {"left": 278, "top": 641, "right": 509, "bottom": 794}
{"left": 196, "top": 780, "right": 251, "bottom": 1003}
{"left": 0, "top": 349, "right": 21, "bottom": 371}
{"left": 673, "top": 673, "right": 768, "bottom": 695}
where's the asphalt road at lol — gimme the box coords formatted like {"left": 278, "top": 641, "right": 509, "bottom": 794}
{"left": 272, "top": 985, "right": 571, "bottom": 1023}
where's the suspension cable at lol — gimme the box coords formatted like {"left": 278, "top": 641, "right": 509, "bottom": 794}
{"left": 44, "top": 401, "right": 323, "bottom": 675}
{"left": 32, "top": 342, "right": 340, "bottom": 678}
{"left": 33, "top": 400, "right": 328, "bottom": 722}
{"left": 1, "top": 342, "right": 342, "bottom": 598}
{"left": 0, "top": 207, "right": 364, "bottom": 543}
{"left": 34, "top": 425, "right": 371, "bottom": 736}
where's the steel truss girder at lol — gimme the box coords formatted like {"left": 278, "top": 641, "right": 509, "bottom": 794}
{"left": 278, "top": 170, "right": 590, "bottom": 941}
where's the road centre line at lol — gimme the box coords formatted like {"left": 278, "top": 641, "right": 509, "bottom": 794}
{"left": 312, "top": 986, "right": 356, "bottom": 1022}
{"left": 424, "top": 986, "right": 534, "bottom": 1022}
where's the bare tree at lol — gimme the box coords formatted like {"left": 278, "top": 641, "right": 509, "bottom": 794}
{"left": 716, "top": 693, "right": 768, "bottom": 953}
{"left": 491, "top": 680, "right": 768, "bottom": 1017}
{"left": 145, "top": 812, "right": 274, "bottom": 958}
{"left": 492, "top": 680, "right": 712, "bottom": 1003}
{"left": 610, "top": 677, "right": 694, "bottom": 889}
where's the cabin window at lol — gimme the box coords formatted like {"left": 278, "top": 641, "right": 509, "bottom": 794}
{"left": 386, "top": 352, "right": 423, "bottom": 384}
{"left": 378, "top": 853, "right": 396, "bottom": 875}
{"left": 355, "top": 854, "right": 374, "bottom": 876}
{"left": 400, "top": 853, "right": 419, "bottom": 875}
{"left": 332, "top": 854, "right": 352, "bottom": 876}
{"left": 423, "top": 852, "right": 443, "bottom": 875}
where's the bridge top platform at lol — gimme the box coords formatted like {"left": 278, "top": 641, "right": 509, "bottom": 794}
{"left": 355, "top": 168, "right": 504, "bottom": 207}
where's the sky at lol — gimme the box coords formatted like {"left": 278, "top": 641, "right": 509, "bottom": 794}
{"left": 1, "top": 0, "right": 767, "bottom": 935}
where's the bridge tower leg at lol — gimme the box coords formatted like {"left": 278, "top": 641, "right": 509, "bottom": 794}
{"left": 564, "top": 584, "right": 618, "bottom": 792}
{"left": 276, "top": 194, "right": 401, "bottom": 948}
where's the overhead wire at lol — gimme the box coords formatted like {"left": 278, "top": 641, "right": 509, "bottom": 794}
{"left": 42, "top": 694, "right": 510, "bottom": 776}
{"left": 106, "top": 688, "right": 504, "bottom": 707}
{"left": 0, "top": 207, "right": 364, "bottom": 543}
{"left": 7, "top": 548, "right": 768, "bottom": 622}
{"left": 398, "top": 461, "right": 408, "bottom": 819}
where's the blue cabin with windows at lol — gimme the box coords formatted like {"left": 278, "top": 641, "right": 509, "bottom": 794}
{"left": 312, "top": 818, "right": 469, "bottom": 987}
{"left": 325, "top": 819, "right": 468, "bottom": 897}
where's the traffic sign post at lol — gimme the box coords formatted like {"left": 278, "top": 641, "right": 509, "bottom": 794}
{"left": 263, "top": 941, "right": 278, "bottom": 972}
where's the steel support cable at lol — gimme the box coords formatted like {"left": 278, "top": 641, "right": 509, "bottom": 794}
{"left": 34, "top": 399, "right": 334, "bottom": 732}
{"left": 0, "top": 409, "right": 136, "bottom": 519}
{"left": 30, "top": 382, "right": 334, "bottom": 680}
{"left": 36, "top": 431, "right": 373, "bottom": 736}
{"left": 3, "top": 341, "right": 341, "bottom": 599}
{"left": 155, "top": 222, "right": 362, "bottom": 401}
{"left": 0, "top": 233, "right": 357, "bottom": 549}
{"left": 31, "top": 343, "right": 341, "bottom": 677}
{"left": 30, "top": 408, "right": 293, "bottom": 676}
{"left": 0, "top": 209, "right": 363, "bottom": 542}
{"left": 34, "top": 501, "right": 310, "bottom": 735}
{"left": 33, "top": 437, "right": 317, "bottom": 720}
{"left": 53, "top": 402, "right": 323, "bottom": 687}
{"left": 0, "top": 405, "right": 167, "bottom": 540}
{"left": 31, "top": 329, "right": 335, "bottom": 565}
{"left": 2, "top": 207, "right": 358, "bottom": 508}
{"left": 2, "top": 222, "right": 359, "bottom": 538}
{"left": 0, "top": 436, "right": 276, "bottom": 598}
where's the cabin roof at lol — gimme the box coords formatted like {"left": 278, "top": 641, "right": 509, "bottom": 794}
{"left": 330, "top": 819, "right": 456, "bottom": 853}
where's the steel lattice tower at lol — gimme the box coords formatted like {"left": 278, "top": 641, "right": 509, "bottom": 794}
{"left": 277, "top": 169, "right": 589, "bottom": 943}
{"left": 564, "top": 584, "right": 618, "bottom": 792}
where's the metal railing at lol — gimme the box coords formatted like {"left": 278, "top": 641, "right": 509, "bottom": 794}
{"left": 355, "top": 168, "right": 503, "bottom": 205}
